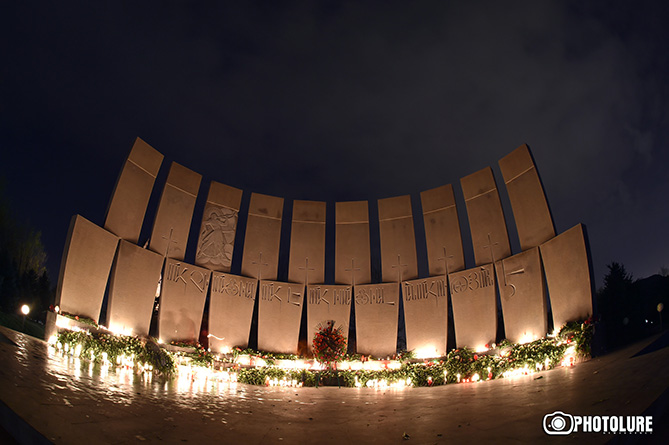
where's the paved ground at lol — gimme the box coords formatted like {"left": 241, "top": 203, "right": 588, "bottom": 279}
{"left": 0, "top": 326, "right": 668, "bottom": 444}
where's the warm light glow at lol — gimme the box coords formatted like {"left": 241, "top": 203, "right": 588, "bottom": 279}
{"left": 21, "top": 304, "right": 30, "bottom": 315}
{"left": 54, "top": 305, "right": 60, "bottom": 313}
{"left": 475, "top": 345, "right": 489, "bottom": 353}
{"left": 108, "top": 324, "right": 133, "bottom": 337}
{"left": 517, "top": 333, "right": 536, "bottom": 345}
{"left": 414, "top": 346, "right": 439, "bottom": 359}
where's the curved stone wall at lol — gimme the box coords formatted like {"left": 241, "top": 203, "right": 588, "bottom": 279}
{"left": 54, "top": 139, "right": 594, "bottom": 356}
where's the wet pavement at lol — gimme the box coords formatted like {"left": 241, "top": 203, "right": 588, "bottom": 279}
{"left": 1, "top": 326, "right": 668, "bottom": 444}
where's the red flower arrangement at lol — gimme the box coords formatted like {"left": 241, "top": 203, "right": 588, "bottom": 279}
{"left": 312, "top": 321, "right": 347, "bottom": 369}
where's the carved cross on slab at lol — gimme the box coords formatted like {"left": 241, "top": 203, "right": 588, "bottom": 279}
{"left": 483, "top": 232, "right": 499, "bottom": 264}
{"left": 437, "top": 246, "right": 454, "bottom": 277}
{"left": 299, "top": 257, "right": 316, "bottom": 286}
{"left": 345, "top": 258, "right": 361, "bottom": 286}
{"left": 391, "top": 254, "right": 408, "bottom": 284}
{"left": 252, "top": 252, "right": 268, "bottom": 281}
{"left": 162, "top": 227, "right": 178, "bottom": 258}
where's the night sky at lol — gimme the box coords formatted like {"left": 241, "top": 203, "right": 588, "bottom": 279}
{"left": 1, "top": 1, "right": 668, "bottom": 289}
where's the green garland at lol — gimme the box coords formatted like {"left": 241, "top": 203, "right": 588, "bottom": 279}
{"left": 237, "top": 320, "right": 594, "bottom": 387}
{"left": 56, "top": 330, "right": 175, "bottom": 376}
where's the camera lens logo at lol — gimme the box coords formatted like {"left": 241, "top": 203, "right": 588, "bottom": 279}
{"left": 543, "top": 411, "right": 574, "bottom": 435}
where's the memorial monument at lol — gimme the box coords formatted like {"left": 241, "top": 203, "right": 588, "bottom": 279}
{"left": 54, "top": 140, "right": 593, "bottom": 357}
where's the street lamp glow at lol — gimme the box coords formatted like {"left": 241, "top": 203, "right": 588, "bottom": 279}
{"left": 21, "top": 304, "right": 30, "bottom": 315}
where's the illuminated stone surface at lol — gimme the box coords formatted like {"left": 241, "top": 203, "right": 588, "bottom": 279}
{"left": 449, "top": 264, "right": 497, "bottom": 349}
{"left": 460, "top": 167, "right": 511, "bottom": 266}
{"left": 195, "top": 181, "right": 243, "bottom": 272}
{"left": 354, "top": 283, "right": 399, "bottom": 356}
{"left": 241, "top": 193, "right": 284, "bottom": 281}
{"left": 401, "top": 276, "right": 448, "bottom": 357}
{"left": 208, "top": 272, "right": 257, "bottom": 353}
{"left": 540, "top": 224, "right": 593, "bottom": 329}
{"left": 335, "top": 201, "right": 371, "bottom": 285}
{"left": 157, "top": 259, "right": 211, "bottom": 344}
{"left": 3, "top": 327, "right": 668, "bottom": 443}
{"left": 107, "top": 240, "right": 163, "bottom": 337}
{"left": 306, "top": 284, "right": 352, "bottom": 352}
{"left": 499, "top": 144, "right": 555, "bottom": 250}
{"left": 258, "top": 280, "right": 304, "bottom": 353}
{"left": 288, "top": 200, "right": 326, "bottom": 285}
{"left": 56, "top": 215, "right": 118, "bottom": 322}
{"left": 420, "top": 184, "right": 465, "bottom": 276}
{"left": 494, "top": 247, "right": 547, "bottom": 343}
{"left": 377, "top": 195, "right": 418, "bottom": 283}
{"left": 104, "top": 137, "right": 163, "bottom": 243}
{"left": 149, "top": 162, "right": 202, "bottom": 260}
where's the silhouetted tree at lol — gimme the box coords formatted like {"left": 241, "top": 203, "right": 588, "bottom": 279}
{"left": 597, "top": 262, "right": 640, "bottom": 349}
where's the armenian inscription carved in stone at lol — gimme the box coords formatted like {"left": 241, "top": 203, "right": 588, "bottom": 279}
{"left": 494, "top": 247, "right": 547, "bottom": 343}
{"left": 449, "top": 264, "right": 497, "bottom": 349}
{"left": 208, "top": 273, "right": 257, "bottom": 353}
{"left": 306, "top": 284, "right": 352, "bottom": 352}
{"left": 258, "top": 281, "right": 304, "bottom": 353}
{"left": 354, "top": 283, "right": 399, "bottom": 357}
{"left": 402, "top": 276, "right": 448, "bottom": 357}
{"left": 158, "top": 259, "right": 211, "bottom": 344}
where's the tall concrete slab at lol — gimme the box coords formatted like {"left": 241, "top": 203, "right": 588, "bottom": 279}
{"left": 499, "top": 144, "right": 555, "bottom": 250}
{"left": 195, "top": 181, "right": 243, "bottom": 272}
{"left": 354, "top": 283, "right": 399, "bottom": 357}
{"left": 157, "top": 259, "right": 211, "bottom": 344}
{"left": 306, "top": 284, "right": 352, "bottom": 352}
{"left": 335, "top": 201, "right": 371, "bottom": 286}
{"left": 288, "top": 200, "right": 326, "bottom": 285}
{"left": 104, "top": 138, "right": 163, "bottom": 243}
{"left": 540, "top": 224, "right": 593, "bottom": 329}
{"left": 461, "top": 167, "right": 511, "bottom": 266}
{"left": 258, "top": 280, "right": 304, "bottom": 353}
{"left": 402, "top": 276, "right": 448, "bottom": 357}
{"left": 56, "top": 215, "right": 119, "bottom": 322}
{"left": 378, "top": 195, "right": 418, "bottom": 283}
{"left": 241, "top": 193, "right": 284, "bottom": 281}
{"left": 107, "top": 240, "right": 164, "bottom": 337}
{"left": 420, "top": 184, "right": 465, "bottom": 276}
{"left": 494, "top": 247, "right": 547, "bottom": 343}
{"left": 149, "top": 162, "right": 201, "bottom": 260}
{"left": 449, "top": 264, "right": 497, "bottom": 350}
{"left": 208, "top": 273, "right": 258, "bottom": 353}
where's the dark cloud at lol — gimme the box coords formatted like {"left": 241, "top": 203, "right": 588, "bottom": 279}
{"left": 1, "top": 1, "right": 667, "bottom": 286}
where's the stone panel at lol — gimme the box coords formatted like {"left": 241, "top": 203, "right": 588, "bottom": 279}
{"left": 499, "top": 144, "right": 555, "bottom": 250}
{"left": 195, "top": 181, "right": 243, "bottom": 272}
{"left": 461, "top": 167, "right": 511, "bottom": 266}
{"left": 449, "top": 264, "right": 497, "bottom": 349}
{"left": 257, "top": 280, "right": 304, "bottom": 353}
{"left": 158, "top": 259, "right": 211, "bottom": 344}
{"left": 306, "top": 285, "right": 352, "bottom": 352}
{"left": 354, "top": 283, "right": 399, "bottom": 357}
{"left": 494, "top": 247, "right": 547, "bottom": 343}
{"left": 56, "top": 215, "right": 119, "bottom": 322}
{"left": 208, "top": 273, "right": 258, "bottom": 352}
{"left": 288, "top": 200, "right": 326, "bottom": 285}
{"left": 241, "top": 193, "right": 284, "bottom": 281}
{"left": 402, "top": 276, "right": 448, "bottom": 357}
{"left": 104, "top": 138, "right": 163, "bottom": 243}
{"left": 377, "top": 195, "right": 418, "bottom": 283}
{"left": 539, "top": 224, "right": 593, "bottom": 329}
{"left": 335, "top": 201, "right": 371, "bottom": 286}
{"left": 149, "top": 162, "right": 202, "bottom": 260}
{"left": 420, "top": 184, "right": 465, "bottom": 276}
{"left": 107, "top": 240, "right": 164, "bottom": 337}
